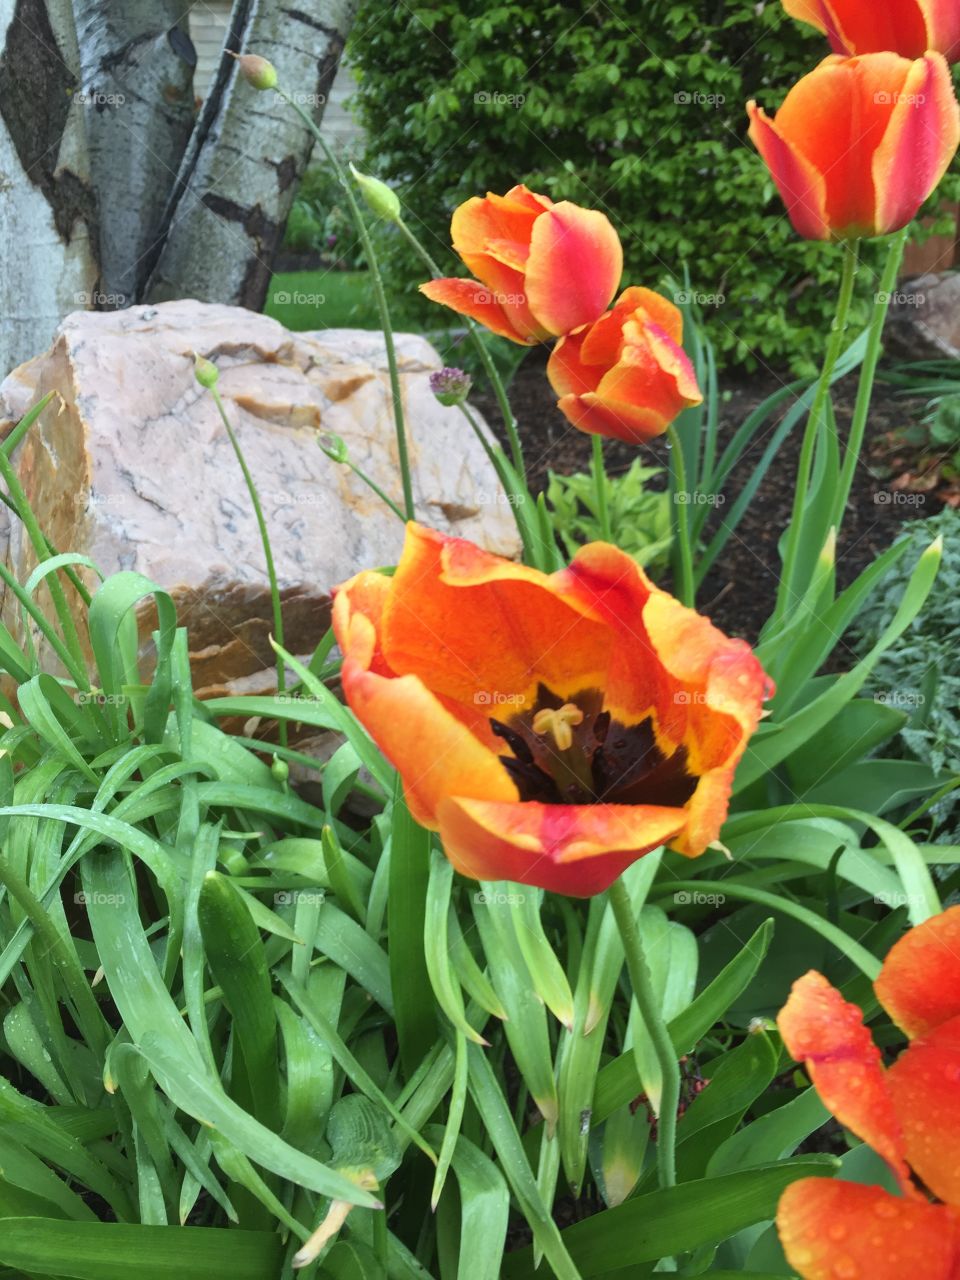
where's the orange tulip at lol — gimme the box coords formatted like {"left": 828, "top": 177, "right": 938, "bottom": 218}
{"left": 333, "top": 523, "right": 770, "bottom": 897}
{"left": 748, "top": 52, "right": 960, "bottom": 240}
{"left": 419, "top": 184, "right": 623, "bottom": 344}
{"left": 776, "top": 907, "right": 960, "bottom": 1279}
{"left": 546, "top": 287, "right": 702, "bottom": 444}
{"left": 783, "top": 0, "right": 960, "bottom": 61}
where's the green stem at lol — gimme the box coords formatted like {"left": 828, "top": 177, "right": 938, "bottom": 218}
{"left": 775, "top": 240, "right": 860, "bottom": 620}
{"left": 591, "top": 434, "right": 611, "bottom": 542}
{"left": 395, "top": 216, "right": 528, "bottom": 480}
{"left": 461, "top": 403, "right": 539, "bottom": 567}
{"left": 607, "top": 875, "right": 678, "bottom": 1190}
{"left": 667, "top": 424, "right": 695, "bottom": 607}
{"left": 834, "top": 228, "right": 909, "bottom": 523}
{"left": 277, "top": 89, "right": 415, "bottom": 521}
{"left": 210, "top": 386, "right": 287, "bottom": 749}
{"left": 0, "top": 448, "right": 89, "bottom": 687}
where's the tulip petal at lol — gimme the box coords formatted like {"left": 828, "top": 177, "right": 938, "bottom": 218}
{"left": 525, "top": 201, "right": 623, "bottom": 335}
{"left": 875, "top": 905, "right": 960, "bottom": 1037}
{"left": 437, "top": 796, "right": 686, "bottom": 896}
{"left": 547, "top": 330, "right": 598, "bottom": 399}
{"left": 450, "top": 191, "right": 541, "bottom": 268}
{"left": 887, "top": 1014, "right": 960, "bottom": 1205}
{"left": 748, "top": 99, "right": 832, "bottom": 239}
{"left": 777, "top": 1178, "right": 960, "bottom": 1280}
{"left": 418, "top": 277, "right": 530, "bottom": 344}
{"left": 874, "top": 53, "right": 960, "bottom": 235}
{"left": 778, "top": 972, "right": 912, "bottom": 1192}
{"left": 556, "top": 391, "right": 671, "bottom": 445}
{"left": 781, "top": 0, "right": 853, "bottom": 52}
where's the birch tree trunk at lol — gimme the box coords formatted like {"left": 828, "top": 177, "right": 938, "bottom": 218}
{"left": 146, "top": 0, "right": 358, "bottom": 309}
{"left": 72, "top": 0, "right": 196, "bottom": 307}
{"left": 0, "top": 0, "right": 98, "bottom": 377}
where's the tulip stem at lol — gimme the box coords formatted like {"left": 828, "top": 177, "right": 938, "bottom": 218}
{"left": 834, "top": 227, "right": 909, "bottom": 524}
{"left": 608, "top": 875, "right": 679, "bottom": 1190}
{"left": 668, "top": 424, "right": 695, "bottom": 607}
{"left": 276, "top": 88, "right": 416, "bottom": 523}
{"left": 775, "top": 239, "right": 859, "bottom": 622}
{"left": 591, "top": 434, "right": 612, "bottom": 542}
{"left": 393, "top": 216, "right": 529, "bottom": 483}
{"left": 209, "top": 384, "right": 287, "bottom": 748}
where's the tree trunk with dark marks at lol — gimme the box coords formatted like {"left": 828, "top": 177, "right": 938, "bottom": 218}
{"left": 145, "top": 0, "right": 358, "bottom": 309}
{"left": 72, "top": 0, "right": 196, "bottom": 308}
{"left": 0, "top": 0, "right": 99, "bottom": 376}
{"left": 0, "top": 0, "right": 357, "bottom": 378}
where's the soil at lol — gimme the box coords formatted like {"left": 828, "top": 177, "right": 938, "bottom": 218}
{"left": 472, "top": 349, "right": 943, "bottom": 645}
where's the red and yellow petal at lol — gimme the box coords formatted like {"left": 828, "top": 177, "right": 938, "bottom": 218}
{"left": 873, "top": 53, "right": 960, "bottom": 235}
{"left": 777, "top": 1178, "right": 960, "bottom": 1280}
{"left": 555, "top": 391, "right": 672, "bottom": 445}
{"left": 875, "top": 905, "right": 960, "bottom": 1037}
{"left": 418, "top": 277, "right": 530, "bottom": 343}
{"left": 546, "top": 330, "right": 600, "bottom": 400}
{"left": 782, "top": 0, "right": 931, "bottom": 58}
{"left": 450, "top": 191, "right": 541, "bottom": 268}
{"left": 778, "top": 972, "right": 912, "bottom": 1192}
{"left": 380, "top": 523, "right": 610, "bottom": 712}
{"left": 525, "top": 201, "right": 623, "bottom": 335}
{"left": 747, "top": 99, "right": 832, "bottom": 240}
{"left": 887, "top": 1014, "right": 960, "bottom": 1206}
{"left": 436, "top": 796, "right": 686, "bottom": 896}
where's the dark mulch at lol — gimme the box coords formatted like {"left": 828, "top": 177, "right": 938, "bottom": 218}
{"left": 472, "top": 349, "right": 942, "bottom": 645}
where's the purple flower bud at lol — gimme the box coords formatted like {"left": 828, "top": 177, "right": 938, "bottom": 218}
{"left": 429, "top": 366, "right": 472, "bottom": 407}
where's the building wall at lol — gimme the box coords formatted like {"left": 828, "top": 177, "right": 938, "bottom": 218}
{"left": 188, "top": 3, "right": 364, "bottom": 152}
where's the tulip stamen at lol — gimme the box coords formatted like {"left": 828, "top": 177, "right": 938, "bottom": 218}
{"left": 532, "top": 703, "right": 584, "bottom": 752}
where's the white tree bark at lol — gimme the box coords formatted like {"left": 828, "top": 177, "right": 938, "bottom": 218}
{"left": 72, "top": 0, "right": 196, "bottom": 307}
{"left": 0, "top": 0, "right": 98, "bottom": 377}
{"left": 146, "top": 0, "right": 358, "bottom": 309}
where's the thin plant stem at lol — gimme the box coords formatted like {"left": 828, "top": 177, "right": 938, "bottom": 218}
{"left": 209, "top": 386, "right": 288, "bottom": 749}
{"left": 591, "top": 434, "right": 611, "bottom": 541}
{"left": 834, "top": 227, "right": 909, "bottom": 523}
{"left": 459, "top": 403, "right": 538, "bottom": 564}
{"left": 668, "top": 423, "right": 695, "bottom": 607}
{"left": 775, "top": 240, "right": 860, "bottom": 620}
{"left": 607, "top": 875, "right": 679, "bottom": 1190}
{"left": 395, "top": 216, "right": 528, "bottom": 480}
{"left": 276, "top": 89, "right": 415, "bottom": 521}
{"left": 0, "top": 447, "right": 89, "bottom": 688}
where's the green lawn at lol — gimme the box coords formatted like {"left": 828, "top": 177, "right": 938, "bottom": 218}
{"left": 264, "top": 269, "right": 380, "bottom": 330}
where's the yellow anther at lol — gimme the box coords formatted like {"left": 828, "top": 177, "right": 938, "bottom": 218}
{"left": 532, "top": 703, "right": 584, "bottom": 752}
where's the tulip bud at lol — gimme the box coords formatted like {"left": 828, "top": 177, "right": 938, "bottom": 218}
{"left": 194, "top": 354, "right": 219, "bottom": 388}
{"left": 229, "top": 52, "right": 278, "bottom": 91}
{"left": 319, "top": 432, "right": 349, "bottom": 464}
{"left": 349, "top": 163, "right": 402, "bottom": 222}
{"left": 429, "top": 366, "right": 472, "bottom": 407}
{"left": 271, "top": 754, "right": 289, "bottom": 783}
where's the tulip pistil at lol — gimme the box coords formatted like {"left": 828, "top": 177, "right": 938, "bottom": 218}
{"left": 492, "top": 684, "right": 698, "bottom": 809}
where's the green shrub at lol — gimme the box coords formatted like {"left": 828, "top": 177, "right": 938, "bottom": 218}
{"left": 348, "top": 0, "right": 960, "bottom": 373}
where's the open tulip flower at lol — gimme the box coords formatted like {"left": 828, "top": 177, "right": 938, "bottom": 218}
{"left": 777, "top": 906, "right": 960, "bottom": 1279}
{"left": 783, "top": 0, "right": 960, "bottom": 62}
{"left": 419, "top": 184, "right": 623, "bottom": 344}
{"left": 748, "top": 52, "right": 960, "bottom": 241}
{"left": 333, "top": 523, "right": 769, "bottom": 897}
{"left": 546, "top": 286, "right": 703, "bottom": 443}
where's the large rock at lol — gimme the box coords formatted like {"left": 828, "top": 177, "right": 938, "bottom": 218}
{"left": 0, "top": 301, "right": 521, "bottom": 696}
{"left": 885, "top": 272, "right": 960, "bottom": 362}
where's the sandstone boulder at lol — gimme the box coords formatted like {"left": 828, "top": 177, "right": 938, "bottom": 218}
{"left": 0, "top": 301, "right": 521, "bottom": 696}
{"left": 885, "top": 272, "right": 960, "bottom": 363}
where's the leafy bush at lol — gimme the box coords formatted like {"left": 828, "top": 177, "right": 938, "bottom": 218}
{"left": 547, "top": 458, "right": 671, "bottom": 570}
{"left": 283, "top": 164, "right": 365, "bottom": 268}
{"left": 349, "top": 0, "right": 960, "bottom": 372}
{"left": 852, "top": 507, "right": 960, "bottom": 839}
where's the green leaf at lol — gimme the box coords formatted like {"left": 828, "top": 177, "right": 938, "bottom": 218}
{"left": 388, "top": 789, "right": 436, "bottom": 1071}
